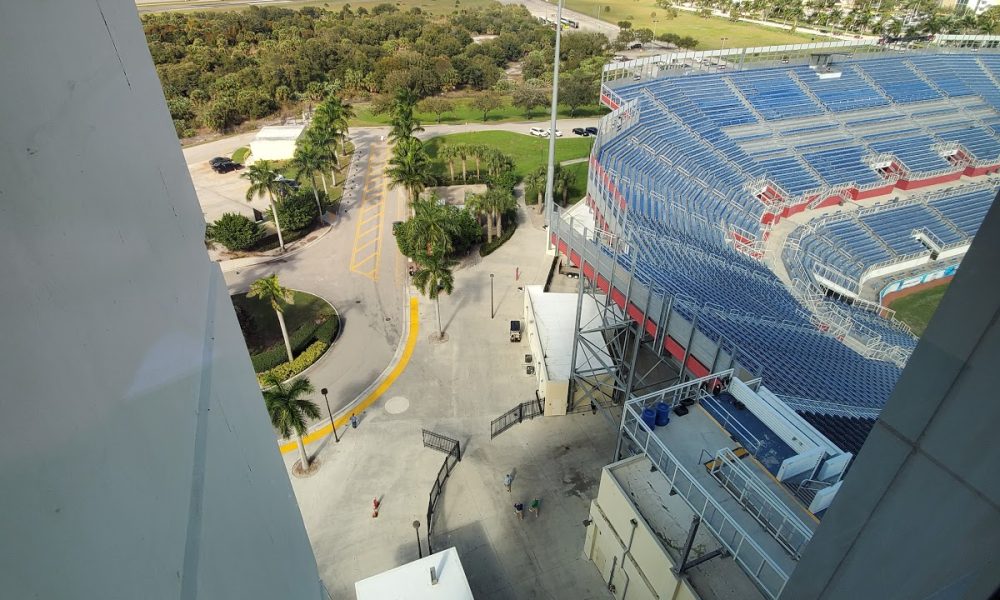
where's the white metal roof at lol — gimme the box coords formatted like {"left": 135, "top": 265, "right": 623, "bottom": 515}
{"left": 253, "top": 124, "right": 305, "bottom": 141}
{"left": 354, "top": 547, "right": 473, "bottom": 600}
{"left": 525, "top": 285, "right": 611, "bottom": 381}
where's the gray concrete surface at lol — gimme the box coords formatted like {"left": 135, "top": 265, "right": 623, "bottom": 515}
{"left": 288, "top": 197, "right": 616, "bottom": 598}
{"left": 499, "top": 0, "right": 619, "bottom": 38}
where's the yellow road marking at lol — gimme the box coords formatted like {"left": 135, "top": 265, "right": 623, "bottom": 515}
{"left": 279, "top": 297, "right": 419, "bottom": 454}
{"left": 349, "top": 144, "right": 386, "bottom": 280}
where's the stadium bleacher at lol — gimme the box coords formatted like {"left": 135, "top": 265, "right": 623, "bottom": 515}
{"left": 571, "top": 48, "right": 999, "bottom": 454}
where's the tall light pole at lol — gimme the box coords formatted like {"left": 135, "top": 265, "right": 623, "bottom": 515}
{"left": 490, "top": 273, "right": 495, "bottom": 319}
{"left": 320, "top": 387, "right": 340, "bottom": 443}
{"left": 719, "top": 37, "right": 728, "bottom": 71}
{"left": 544, "top": 0, "right": 565, "bottom": 253}
{"left": 413, "top": 520, "right": 423, "bottom": 559}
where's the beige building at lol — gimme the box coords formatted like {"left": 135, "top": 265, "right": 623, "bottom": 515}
{"left": 249, "top": 124, "right": 305, "bottom": 162}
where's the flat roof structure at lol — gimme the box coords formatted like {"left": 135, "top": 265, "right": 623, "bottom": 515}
{"left": 249, "top": 124, "right": 306, "bottom": 162}
{"left": 354, "top": 547, "right": 473, "bottom": 600}
{"left": 524, "top": 285, "right": 609, "bottom": 381}
{"left": 253, "top": 124, "right": 305, "bottom": 141}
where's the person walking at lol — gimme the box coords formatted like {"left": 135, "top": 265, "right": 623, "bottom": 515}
{"left": 350, "top": 414, "right": 358, "bottom": 429}
{"left": 514, "top": 502, "right": 524, "bottom": 519}
{"left": 529, "top": 498, "right": 540, "bottom": 518}
{"left": 503, "top": 473, "right": 512, "bottom": 493}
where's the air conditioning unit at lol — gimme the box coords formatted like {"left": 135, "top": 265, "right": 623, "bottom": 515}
{"left": 524, "top": 354, "right": 532, "bottom": 364}
{"left": 526, "top": 365, "right": 535, "bottom": 375}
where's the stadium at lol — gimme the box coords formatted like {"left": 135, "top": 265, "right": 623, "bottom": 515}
{"left": 551, "top": 37, "right": 1000, "bottom": 597}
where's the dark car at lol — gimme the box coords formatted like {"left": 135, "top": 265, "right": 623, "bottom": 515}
{"left": 572, "top": 127, "right": 588, "bottom": 136}
{"left": 274, "top": 175, "right": 300, "bottom": 190}
{"left": 211, "top": 160, "right": 239, "bottom": 174}
{"left": 208, "top": 156, "right": 230, "bottom": 167}
{"left": 585, "top": 126, "right": 598, "bottom": 136}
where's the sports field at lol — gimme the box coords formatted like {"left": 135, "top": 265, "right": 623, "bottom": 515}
{"left": 887, "top": 282, "right": 950, "bottom": 337}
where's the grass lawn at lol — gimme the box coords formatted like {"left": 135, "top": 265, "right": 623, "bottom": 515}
{"left": 231, "top": 290, "right": 335, "bottom": 354}
{"left": 563, "top": 160, "right": 590, "bottom": 202}
{"left": 566, "top": 0, "right": 827, "bottom": 49}
{"left": 351, "top": 97, "right": 607, "bottom": 127}
{"left": 425, "top": 131, "right": 593, "bottom": 180}
{"left": 887, "top": 283, "right": 950, "bottom": 337}
{"left": 232, "top": 146, "right": 250, "bottom": 163}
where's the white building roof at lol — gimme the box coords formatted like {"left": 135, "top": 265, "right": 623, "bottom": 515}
{"left": 253, "top": 124, "right": 305, "bottom": 141}
{"left": 525, "top": 285, "right": 611, "bottom": 381}
{"left": 354, "top": 547, "right": 473, "bottom": 600}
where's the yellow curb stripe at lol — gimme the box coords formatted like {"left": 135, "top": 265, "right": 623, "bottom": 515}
{"left": 278, "top": 296, "right": 419, "bottom": 454}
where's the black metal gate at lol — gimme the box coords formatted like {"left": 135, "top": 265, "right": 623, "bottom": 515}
{"left": 489, "top": 395, "right": 545, "bottom": 439}
{"left": 423, "top": 429, "right": 461, "bottom": 555}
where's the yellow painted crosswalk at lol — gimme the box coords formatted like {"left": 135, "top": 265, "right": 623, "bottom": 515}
{"left": 349, "top": 145, "right": 388, "bottom": 280}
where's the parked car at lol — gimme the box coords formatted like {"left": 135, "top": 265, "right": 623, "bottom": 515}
{"left": 572, "top": 127, "right": 588, "bottom": 136}
{"left": 585, "top": 126, "right": 598, "bottom": 136}
{"left": 209, "top": 156, "right": 230, "bottom": 167}
{"left": 529, "top": 127, "right": 546, "bottom": 137}
{"left": 274, "top": 175, "right": 300, "bottom": 190}
{"left": 544, "top": 128, "right": 562, "bottom": 137}
{"left": 211, "top": 159, "right": 240, "bottom": 174}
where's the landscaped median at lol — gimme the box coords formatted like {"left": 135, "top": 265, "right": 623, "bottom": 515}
{"left": 230, "top": 287, "right": 340, "bottom": 387}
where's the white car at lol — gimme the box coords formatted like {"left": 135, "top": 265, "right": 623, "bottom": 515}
{"left": 545, "top": 128, "right": 563, "bottom": 138}
{"left": 529, "top": 127, "right": 546, "bottom": 137}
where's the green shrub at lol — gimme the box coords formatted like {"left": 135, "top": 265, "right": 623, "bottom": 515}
{"left": 268, "top": 190, "right": 319, "bottom": 231}
{"left": 250, "top": 318, "right": 327, "bottom": 372}
{"left": 314, "top": 316, "right": 340, "bottom": 344}
{"left": 253, "top": 227, "right": 309, "bottom": 252}
{"left": 257, "top": 341, "right": 329, "bottom": 387}
{"left": 479, "top": 222, "right": 517, "bottom": 256}
{"left": 206, "top": 212, "right": 263, "bottom": 251}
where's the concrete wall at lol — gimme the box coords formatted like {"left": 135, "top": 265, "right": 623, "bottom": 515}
{"left": 781, "top": 192, "right": 1000, "bottom": 599}
{"left": 0, "top": 2, "right": 321, "bottom": 598}
{"left": 584, "top": 460, "right": 700, "bottom": 600}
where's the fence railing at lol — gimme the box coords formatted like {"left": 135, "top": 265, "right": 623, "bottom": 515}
{"left": 490, "top": 396, "right": 545, "bottom": 439}
{"left": 423, "top": 430, "right": 461, "bottom": 555}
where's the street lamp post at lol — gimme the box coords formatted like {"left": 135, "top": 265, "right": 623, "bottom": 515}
{"left": 320, "top": 387, "right": 340, "bottom": 443}
{"left": 413, "top": 520, "right": 423, "bottom": 558}
{"left": 719, "top": 37, "right": 729, "bottom": 71}
{"left": 544, "top": 0, "right": 565, "bottom": 252}
{"left": 490, "top": 273, "right": 495, "bottom": 319}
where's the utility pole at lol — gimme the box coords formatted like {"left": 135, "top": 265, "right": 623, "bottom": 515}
{"left": 320, "top": 388, "right": 340, "bottom": 443}
{"left": 544, "top": 0, "right": 566, "bottom": 254}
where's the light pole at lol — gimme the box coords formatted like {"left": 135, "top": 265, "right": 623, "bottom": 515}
{"left": 490, "top": 273, "right": 495, "bottom": 319}
{"left": 413, "top": 520, "right": 423, "bottom": 558}
{"left": 719, "top": 37, "right": 728, "bottom": 71}
{"left": 320, "top": 388, "right": 340, "bottom": 443}
{"left": 544, "top": 0, "right": 565, "bottom": 253}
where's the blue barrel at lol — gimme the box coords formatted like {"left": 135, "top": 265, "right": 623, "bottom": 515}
{"left": 655, "top": 402, "right": 671, "bottom": 427}
{"left": 641, "top": 408, "right": 657, "bottom": 430}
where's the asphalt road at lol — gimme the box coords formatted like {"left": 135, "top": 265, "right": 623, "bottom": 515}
{"left": 499, "top": 0, "right": 619, "bottom": 39}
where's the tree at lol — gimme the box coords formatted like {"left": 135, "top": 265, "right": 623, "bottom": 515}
{"left": 410, "top": 195, "right": 458, "bottom": 256}
{"left": 386, "top": 141, "right": 436, "bottom": 205}
{"left": 205, "top": 212, "right": 263, "bottom": 251}
{"left": 412, "top": 254, "right": 456, "bottom": 339}
{"left": 243, "top": 160, "right": 287, "bottom": 252}
{"left": 203, "top": 99, "right": 239, "bottom": 133}
{"left": 554, "top": 164, "right": 575, "bottom": 205}
{"left": 291, "top": 143, "right": 329, "bottom": 224}
{"left": 439, "top": 144, "right": 457, "bottom": 182}
{"left": 248, "top": 274, "right": 296, "bottom": 362}
{"left": 304, "top": 126, "right": 339, "bottom": 188}
{"left": 389, "top": 113, "right": 425, "bottom": 145}
{"left": 315, "top": 96, "right": 356, "bottom": 154}
{"left": 561, "top": 71, "right": 599, "bottom": 117}
{"left": 524, "top": 167, "right": 546, "bottom": 214}
{"left": 617, "top": 20, "right": 633, "bottom": 29}
{"left": 485, "top": 187, "right": 517, "bottom": 239}
{"left": 417, "top": 96, "right": 454, "bottom": 123}
{"left": 472, "top": 90, "right": 504, "bottom": 122}
{"left": 263, "top": 375, "right": 321, "bottom": 471}
{"left": 465, "top": 192, "right": 494, "bottom": 243}
{"left": 512, "top": 84, "right": 549, "bottom": 118}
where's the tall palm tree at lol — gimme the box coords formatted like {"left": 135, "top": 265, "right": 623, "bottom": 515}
{"left": 291, "top": 142, "right": 328, "bottom": 224}
{"left": 248, "top": 274, "right": 296, "bottom": 362}
{"left": 555, "top": 165, "right": 575, "bottom": 206}
{"left": 471, "top": 144, "right": 484, "bottom": 179}
{"left": 263, "top": 375, "right": 321, "bottom": 470}
{"left": 243, "top": 160, "right": 287, "bottom": 252}
{"left": 456, "top": 144, "right": 469, "bottom": 182}
{"left": 412, "top": 254, "right": 456, "bottom": 340}
{"left": 465, "top": 192, "right": 493, "bottom": 243}
{"left": 386, "top": 141, "right": 436, "bottom": 205}
{"left": 487, "top": 188, "right": 517, "bottom": 238}
{"left": 524, "top": 167, "right": 546, "bottom": 214}
{"left": 305, "top": 127, "right": 339, "bottom": 187}
{"left": 388, "top": 113, "right": 424, "bottom": 145}
{"left": 439, "top": 144, "right": 457, "bottom": 182}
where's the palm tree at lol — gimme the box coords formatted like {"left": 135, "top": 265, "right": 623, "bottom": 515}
{"left": 248, "top": 274, "right": 296, "bottom": 362}
{"left": 465, "top": 192, "right": 493, "bottom": 243}
{"left": 439, "top": 145, "right": 457, "bottom": 182}
{"left": 524, "top": 167, "right": 546, "bottom": 214}
{"left": 243, "top": 161, "right": 287, "bottom": 252}
{"left": 471, "top": 144, "right": 484, "bottom": 179}
{"left": 292, "top": 142, "right": 328, "bottom": 224}
{"left": 412, "top": 254, "right": 456, "bottom": 339}
{"left": 386, "top": 141, "right": 436, "bottom": 205}
{"left": 555, "top": 165, "right": 575, "bottom": 206}
{"left": 388, "top": 114, "right": 424, "bottom": 145}
{"left": 411, "top": 196, "right": 457, "bottom": 256}
{"left": 305, "top": 127, "right": 339, "bottom": 187}
{"left": 456, "top": 144, "right": 469, "bottom": 182}
{"left": 263, "top": 375, "right": 321, "bottom": 470}
{"left": 487, "top": 188, "right": 517, "bottom": 238}
{"left": 316, "top": 96, "right": 355, "bottom": 155}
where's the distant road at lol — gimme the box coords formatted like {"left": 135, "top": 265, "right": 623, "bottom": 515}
{"left": 136, "top": 0, "right": 293, "bottom": 13}
{"left": 498, "top": 0, "right": 619, "bottom": 39}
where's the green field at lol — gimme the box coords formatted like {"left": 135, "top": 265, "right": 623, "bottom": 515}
{"left": 424, "top": 131, "right": 594, "bottom": 180}
{"left": 231, "top": 290, "right": 335, "bottom": 353}
{"left": 887, "top": 283, "right": 950, "bottom": 337}
{"left": 566, "top": 0, "right": 827, "bottom": 49}
{"left": 352, "top": 98, "right": 607, "bottom": 128}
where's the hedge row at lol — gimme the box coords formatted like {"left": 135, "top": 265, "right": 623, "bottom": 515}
{"left": 479, "top": 223, "right": 517, "bottom": 257}
{"left": 314, "top": 316, "right": 339, "bottom": 344}
{"left": 250, "top": 318, "right": 326, "bottom": 373}
{"left": 256, "top": 341, "right": 329, "bottom": 387}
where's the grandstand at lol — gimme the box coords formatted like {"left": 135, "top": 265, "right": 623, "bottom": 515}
{"left": 553, "top": 40, "right": 999, "bottom": 597}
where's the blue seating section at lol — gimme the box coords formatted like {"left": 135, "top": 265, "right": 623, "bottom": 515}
{"left": 869, "top": 135, "right": 951, "bottom": 174}
{"left": 752, "top": 155, "right": 822, "bottom": 195}
{"left": 799, "top": 413, "right": 876, "bottom": 456}
{"left": 929, "top": 188, "right": 997, "bottom": 236}
{"left": 730, "top": 70, "right": 824, "bottom": 120}
{"left": 855, "top": 59, "right": 941, "bottom": 103}
{"left": 798, "top": 66, "right": 888, "bottom": 112}
{"left": 802, "top": 146, "right": 882, "bottom": 186}
{"left": 935, "top": 126, "right": 1000, "bottom": 162}
{"left": 861, "top": 203, "right": 958, "bottom": 254}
